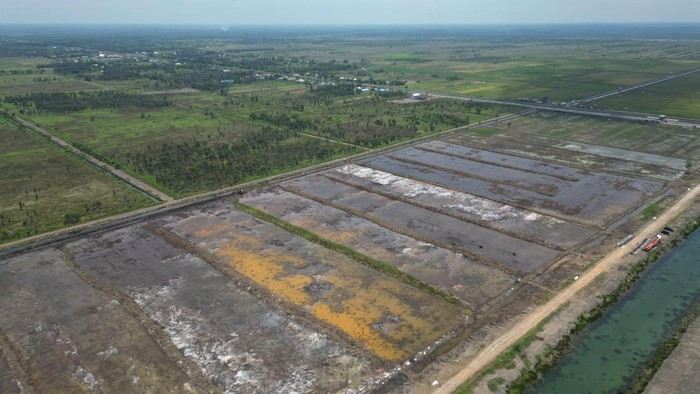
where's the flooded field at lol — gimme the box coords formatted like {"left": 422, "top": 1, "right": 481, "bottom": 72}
{"left": 240, "top": 188, "right": 516, "bottom": 307}
{"left": 555, "top": 141, "right": 688, "bottom": 171}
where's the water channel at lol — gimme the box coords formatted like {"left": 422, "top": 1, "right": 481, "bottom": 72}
{"left": 533, "top": 229, "right": 700, "bottom": 393}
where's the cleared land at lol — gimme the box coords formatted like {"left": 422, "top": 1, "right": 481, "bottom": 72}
{"left": 64, "top": 225, "right": 376, "bottom": 393}
{"left": 1, "top": 110, "right": 694, "bottom": 392}
{"left": 0, "top": 248, "right": 196, "bottom": 392}
{"left": 0, "top": 118, "right": 154, "bottom": 243}
{"left": 2, "top": 25, "right": 700, "bottom": 393}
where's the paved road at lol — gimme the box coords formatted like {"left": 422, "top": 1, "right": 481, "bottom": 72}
{"left": 433, "top": 184, "right": 700, "bottom": 394}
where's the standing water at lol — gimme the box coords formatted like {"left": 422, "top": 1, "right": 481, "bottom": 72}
{"left": 532, "top": 229, "right": 700, "bottom": 394}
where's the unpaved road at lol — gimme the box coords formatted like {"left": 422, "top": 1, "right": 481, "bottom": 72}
{"left": 434, "top": 183, "right": 700, "bottom": 394}
{"left": 6, "top": 112, "right": 175, "bottom": 202}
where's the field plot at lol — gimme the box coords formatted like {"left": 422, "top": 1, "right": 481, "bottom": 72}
{"left": 240, "top": 188, "right": 517, "bottom": 307}
{"left": 329, "top": 164, "right": 596, "bottom": 249}
{"left": 0, "top": 248, "right": 193, "bottom": 393}
{"left": 64, "top": 226, "right": 373, "bottom": 393}
{"left": 0, "top": 80, "right": 105, "bottom": 97}
{"left": 555, "top": 141, "right": 688, "bottom": 171}
{"left": 283, "top": 176, "right": 561, "bottom": 273}
{"left": 0, "top": 119, "right": 154, "bottom": 243}
{"left": 444, "top": 132, "right": 685, "bottom": 182}
{"left": 596, "top": 71, "right": 700, "bottom": 119}
{"left": 361, "top": 153, "right": 662, "bottom": 227}
{"left": 474, "top": 111, "right": 700, "bottom": 160}
{"left": 160, "top": 201, "right": 466, "bottom": 363}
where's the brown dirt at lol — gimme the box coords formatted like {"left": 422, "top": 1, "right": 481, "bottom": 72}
{"left": 433, "top": 183, "right": 700, "bottom": 393}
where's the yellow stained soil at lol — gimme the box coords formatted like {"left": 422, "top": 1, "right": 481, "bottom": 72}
{"left": 208, "top": 231, "right": 462, "bottom": 362}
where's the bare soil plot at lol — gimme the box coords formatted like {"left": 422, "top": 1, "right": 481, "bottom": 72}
{"left": 476, "top": 111, "right": 700, "bottom": 159}
{"left": 0, "top": 248, "right": 193, "bottom": 393}
{"left": 361, "top": 155, "right": 663, "bottom": 227}
{"left": 284, "top": 176, "right": 561, "bottom": 273}
{"left": 329, "top": 164, "right": 597, "bottom": 249}
{"left": 160, "top": 201, "right": 466, "bottom": 363}
{"left": 65, "top": 226, "right": 372, "bottom": 393}
{"left": 444, "top": 133, "right": 684, "bottom": 181}
{"left": 240, "top": 188, "right": 516, "bottom": 308}
{"left": 419, "top": 140, "right": 590, "bottom": 181}
{"left": 389, "top": 147, "right": 573, "bottom": 196}
{"left": 0, "top": 356, "right": 20, "bottom": 394}
{"left": 555, "top": 141, "right": 688, "bottom": 171}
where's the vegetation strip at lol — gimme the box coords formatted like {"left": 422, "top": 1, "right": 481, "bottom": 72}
{"left": 456, "top": 313, "right": 558, "bottom": 393}
{"left": 504, "top": 217, "right": 700, "bottom": 393}
{"left": 58, "top": 246, "right": 218, "bottom": 392}
{"left": 232, "top": 199, "right": 463, "bottom": 306}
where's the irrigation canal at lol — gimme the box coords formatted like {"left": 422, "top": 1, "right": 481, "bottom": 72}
{"left": 532, "top": 228, "right": 700, "bottom": 393}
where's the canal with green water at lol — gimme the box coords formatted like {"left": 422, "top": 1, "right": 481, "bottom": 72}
{"left": 533, "top": 229, "right": 700, "bottom": 393}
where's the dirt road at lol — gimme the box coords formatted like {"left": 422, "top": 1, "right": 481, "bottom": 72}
{"left": 8, "top": 113, "right": 175, "bottom": 202}
{"left": 434, "top": 184, "right": 700, "bottom": 394}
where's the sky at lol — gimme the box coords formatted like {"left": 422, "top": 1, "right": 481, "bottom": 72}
{"left": 0, "top": 0, "right": 698, "bottom": 25}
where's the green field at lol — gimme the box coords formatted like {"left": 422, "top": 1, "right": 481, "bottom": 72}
{"left": 0, "top": 118, "right": 154, "bottom": 243}
{"left": 16, "top": 87, "right": 511, "bottom": 195}
{"left": 596, "top": 71, "right": 700, "bottom": 118}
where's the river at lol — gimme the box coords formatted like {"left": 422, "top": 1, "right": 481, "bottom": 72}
{"left": 533, "top": 229, "right": 700, "bottom": 393}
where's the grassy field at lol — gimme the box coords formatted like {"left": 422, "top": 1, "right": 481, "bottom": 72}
{"left": 0, "top": 118, "right": 154, "bottom": 243}
{"left": 16, "top": 87, "right": 511, "bottom": 195}
{"left": 596, "top": 71, "right": 700, "bottom": 118}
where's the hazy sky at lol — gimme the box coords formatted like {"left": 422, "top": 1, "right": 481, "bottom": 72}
{"left": 1, "top": 0, "right": 698, "bottom": 25}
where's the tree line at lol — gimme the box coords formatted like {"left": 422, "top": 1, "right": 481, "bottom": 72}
{"left": 6, "top": 91, "right": 171, "bottom": 113}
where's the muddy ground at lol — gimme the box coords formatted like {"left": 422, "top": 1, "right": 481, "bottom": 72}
{"left": 444, "top": 133, "right": 684, "bottom": 181}
{"left": 158, "top": 201, "right": 467, "bottom": 363}
{"left": 65, "top": 225, "right": 374, "bottom": 393}
{"left": 240, "top": 188, "right": 517, "bottom": 308}
{"left": 284, "top": 176, "right": 561, "bottom": 273}
{"left": 361, "top": 152, "right": 662, "bottom": 227}
{"left": 0, "top": 248, "right": 195, "bottom": 393}
{"left": 329, "top": 164, "right": 596, "bottom": 249}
